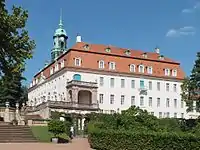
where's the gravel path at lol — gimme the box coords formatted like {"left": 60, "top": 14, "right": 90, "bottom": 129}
{"left": 0, "top": 138, "right": 92, "bottom": 150}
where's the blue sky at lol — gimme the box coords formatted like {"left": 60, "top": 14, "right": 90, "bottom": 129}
{"left": 6, "top": 0, "right": 200, "bottom": 85}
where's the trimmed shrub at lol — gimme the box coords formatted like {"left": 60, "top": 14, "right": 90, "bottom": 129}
{"left": 88, "top": 129, "right": 200, "bottom": 150}
{"left": 48, "top": 119, "right": 65, "bottom": 137}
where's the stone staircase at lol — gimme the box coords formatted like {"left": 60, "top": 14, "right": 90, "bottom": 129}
{"left": 0, "top": 122, "right": 38, "bottom": 143}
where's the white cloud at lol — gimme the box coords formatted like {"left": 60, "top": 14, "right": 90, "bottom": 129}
{"left": 182, "top": 2, "right": 200, "bottom": 13}
{"left": 166, "top": 26, "right": 196, "bottom": 37}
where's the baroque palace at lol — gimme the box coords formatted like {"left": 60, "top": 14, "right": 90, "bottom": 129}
{"left": 27, "top": 16, "right": 196, "bottom": 121}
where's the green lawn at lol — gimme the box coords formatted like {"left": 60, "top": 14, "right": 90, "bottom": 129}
{"left": 31, "top": 126, "right": 69, "bottom": 142}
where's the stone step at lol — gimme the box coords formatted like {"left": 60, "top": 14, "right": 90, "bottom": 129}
{"left": 0, "top": 139, "right": 38, "bottom": 143}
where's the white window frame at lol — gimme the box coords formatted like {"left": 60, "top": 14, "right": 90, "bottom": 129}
{"left": 98, "top": 60, "right": 105, "bottom": 69}
{"left": 172, "top": 69, "right": 177, "bottom": 77}
{"left": 61, "top": 60, "right": 65, "bottom": 68}
{"left": 149, "top": 81, "right": 152, "bottom": 90}
{"left": 166, "top": 98, "right": 170, "bottom": 107}
{"left": 99, "top": 94, "right": 104, "bottom": 104}
{"left": 129, "top": 64, "right": 135, "bottom": 72}
{"left": 121, "top": 95, "right": 125, "bottom": 105}
{"left": 157, "top": 98, "right": 160, "bottom": 107}
{"left": 110, "top": 94, "right": 114, "bottom": 104}
{"left": 174, "top": 99, "right": 177, "bottom": 108}
{"left": 147, "top": 66, "right": 153, "bottom": 74}
{"left": 166, "top": 83, "right": 170, "bottom": 92}
{"left": 131, "top": 80, "right": 135, "bottom": 89}
{"left": 165, "top": 68, "right": 170, "bottom": 76}
{"left": 50, "top": 67, "right": 54, "bottom": 75}
{"left": 139, "top": 65, "right": 145, "bottom": 73}
{"left": 110, "top": 78, "right": 114, "bottom": 87}
{"left": 131, "top": 96, "right": 135, "bottom": 106}
{"left": 55, "top": 63, "right": 59, "bottom": 72}
{"left": 121, "top": 79, "right": 125, "bottom": 88}
{"left": 149, "top": 97, "right": 152, "bottom": 107}
{"left": 99, "top": 77, "right": 104, "bottom": 86}
{"left": 140, "top": 96, "right": 144, "bottom": 106}
{"left": 109, "top": 62, "right": 116, "bottom": 70}
{"left": 74, "top": 57, "right": 81, "bottom": 66}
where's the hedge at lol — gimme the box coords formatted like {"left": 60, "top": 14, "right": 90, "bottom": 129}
{"left": 88, "top": 129, "right": 200, "bottom": 150}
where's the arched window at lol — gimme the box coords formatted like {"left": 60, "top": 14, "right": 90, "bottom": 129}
{"left": 99, "top": 60, "right": 104, "bottom": 69}
{"left": 172, "top": 69, "right": 177, "bottom": 77}
{"left": 139, "top": 65, "right": 144, "bottom": 73}
{"left": 129, "top": 64, "right": 135, "bottom": 72}
{"left": 147, "top": 66, "right": 153, "bottom": 74}
{"left": 73, "top": 74, "right": 81, "bottom": 81}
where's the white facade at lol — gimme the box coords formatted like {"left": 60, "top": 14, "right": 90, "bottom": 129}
{"left": 28, "top": 69, "right": 188, "bottom": 119}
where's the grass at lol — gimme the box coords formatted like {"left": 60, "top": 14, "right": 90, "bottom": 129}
{"left": 31, "top": 126, "right": 69, "bottom": 142}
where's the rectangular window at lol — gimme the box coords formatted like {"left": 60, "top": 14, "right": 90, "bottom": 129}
{"left": 109, "top": 62, "right": 115, "bottom": 70}
{"left": 55, "top": 64, "right": 59, "bottom": 72}
{"left": 99, "top": 94, "right": 104, "bottom": 104}
{"left": 157, "top": 82, "right": 160, "bottom": 91}
{"left": 99, "top": 60, "right": 104, "bottom": 69}
{"left": 157, "top": 98, "right": 160, "bottom": 107}
{"left": 150, "top": 112, "right": 154, "bottom": 115}
{"left": 174, "top": 99, "right": 177, "bottom": 108}
{"left": 165, "top": 69, "right": 170, "bottom": 76}
{"left": 140, "top": 80, "right": 145, "bottom": 89}
{"left": 174, "top": 113, "right": 177, "bottom": 118}
{"left": 121, "top": 95, "right": 125, "bottom": 105}
{"left": 173, "top": 84, "right": 177, "bottom": 92}
{"left": 166, "top": 112, "right": 170, "bottom": 118}
{"left": 149, "top": 81, "right": 152, "bottom": 90}
{"left": 181, "top": 113, "right": 184, "bottom": 118}
{"left": 121, "top": 79, "right": 125, "bottom": 88}
{"left": 110, "top": 78, "right": 114, "bottom": 88}
{"left": 159, "top": 112, "right": 162, "bottom": 118}
{"left": 100, "top": 77, "right": 104, "bottom": 86}
{"left": 166, "top": 83, "right": 169, "bottom": 92}
{"left": 149, "top": 97, "right": 152, "bottom": 107}
{"left": 131, "top": 80, "right": 135, "bottom": 89}
{"left": 140, "top": 96, "right": 144, "bottom": 106}
{"left": 131, "top": 96, "right": 135, "bottom": 106}
{"left": 147, "top": 67, "right": 153, "bottom": 74}
{"left": 181, "top": 100, "right": 184, "bottom": 108}
{"left": 75, "top": 58, "right": 81, "bottom": 66}
{"left": 110, "top": 94, "right": 114, "bottom": 104}
{"left": 166, "top": 98, "right": 170, "bottom": 107}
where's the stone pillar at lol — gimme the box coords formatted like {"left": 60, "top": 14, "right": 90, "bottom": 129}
{"left": 4, "top": 102, "right": 10, "bottom": 123}
{"left": 91, "top": 89, "right": 97, "bottom": 104}
{"left": 81, "top": 117, "right": 85, "bottom": 131}
{"left": 78, "top": 118, "right": 81, "bottom": 130}
{"left": 72, "top": 87, "right": 79, "bottom": 103}
{"left": 16, "top": 102, "right": 19, "bottom": 114}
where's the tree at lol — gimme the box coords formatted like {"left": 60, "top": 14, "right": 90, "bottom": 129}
{"left": 181, "top": 52, "right": 200, "bottom": 112}
{"left": 0, "top": 0, "right": 35, "bottom": 106}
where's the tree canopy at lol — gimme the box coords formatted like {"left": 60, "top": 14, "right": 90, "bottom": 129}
{"left": 0, "top": 0, "right": 35, "bottom": 107}
{"left": 181, "top": 52, "right": 200, "bottom": 112}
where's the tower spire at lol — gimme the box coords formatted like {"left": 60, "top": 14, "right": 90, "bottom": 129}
{"left": 59, "top": 8, "right": 63, "bottom": 28}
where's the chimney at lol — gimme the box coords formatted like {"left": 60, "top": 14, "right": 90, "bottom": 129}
{"left": 155, "top": 47, "right": 160, "bottom": 54}
{"left": 76, "top": 33, "right": 82, "bottom": 43}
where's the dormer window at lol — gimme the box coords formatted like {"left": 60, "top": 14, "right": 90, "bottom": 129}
{"left": 129, "top": 64, "right": 135, "bottom": 72}
{"left": 74, "top": 58, "right": 81, "bottom": 66}
{"left": 142, "top": 53, "right": 148, "bottom": 58}
{"left": 159, "top": 55, "right": 164, "bottom": 60}
{"left": 61, "top": 60, "right": 65, "bottom": 68}
{"left": 109, "top": 62, "right": 116, "bottom": 70}
{"left": 83, "top": 44, "right": 90, "bottom": 50}
{"left": 139, "top": 65, "right": 145, "bottom": 73}
{"left": 125, "top": 49, "right": 131, "bottom": 56}
{"left": 105, "top": 47, "right": 111, "bottom": 53}
{"left": 55, "top": 63, "right": 59, "bottom": 72}
{"left": 50, "top": 67, "right": 54, "bottom": 75}
{"left": 99, "top": 60, "right": 105, "bottom": 69}
{"left": 172, "top": 69, "right": 177, "bottom": 77}
{"left": 165, "top": 68, "right": 170, "bottom": 76}
{"left": 147, "top": 66, "right": 153, "bottom": 74}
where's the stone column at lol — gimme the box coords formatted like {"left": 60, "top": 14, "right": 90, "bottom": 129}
{"left": 91, "top": 89, "right": 98, "bottom": 104}
{"left": 4, "top": 102, "right": 10, "bottom": 123}
{"left": 72, "top": 87, "right": 79, "bottom": 103}
{"left": 81, "top": 117, "right": 85, "bottom": 131}
{"left": 78, "top": 118, "right": 81, "bottom": 130}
